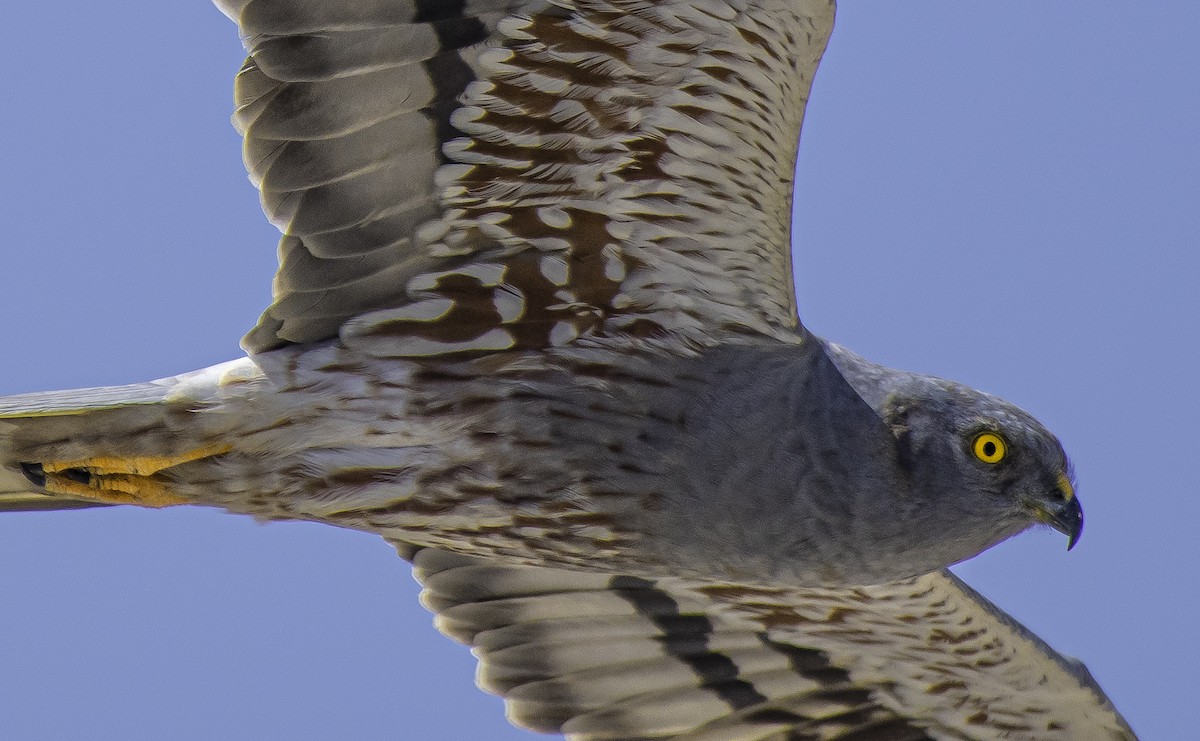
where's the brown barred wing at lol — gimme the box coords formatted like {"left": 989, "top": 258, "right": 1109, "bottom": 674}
{"left": 216, "top": 0, "right": 834, "bottom": 356}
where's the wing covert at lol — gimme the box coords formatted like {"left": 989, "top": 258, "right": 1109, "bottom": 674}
{"left": 404, "top": 546, "right": 1135, "bottom": 740}
{"left": 217, "top": 0, "right": 834, "bottom": 355}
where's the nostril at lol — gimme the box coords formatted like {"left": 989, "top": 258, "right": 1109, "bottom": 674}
{"left": 19, "top": 462, "right": 46, "bottom": 487}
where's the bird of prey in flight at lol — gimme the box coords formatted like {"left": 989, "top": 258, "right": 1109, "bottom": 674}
{"left": 0, "top": 1, "right": 1135, "bottom": 739}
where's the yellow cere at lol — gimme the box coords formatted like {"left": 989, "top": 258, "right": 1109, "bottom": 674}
{"left": 1056, "top": 471, "right": 1076, "bottom": 501}
{"left": 972, "top": 432, "right": 1007, "bottom": 464}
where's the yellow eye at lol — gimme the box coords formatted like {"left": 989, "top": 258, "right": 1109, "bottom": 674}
{"left": 972, "top": 432, "right": 1007, "bottom": 464}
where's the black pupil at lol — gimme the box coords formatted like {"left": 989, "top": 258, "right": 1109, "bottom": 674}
{"left": 982, "top": 441, "right": 996, "bottom": 457}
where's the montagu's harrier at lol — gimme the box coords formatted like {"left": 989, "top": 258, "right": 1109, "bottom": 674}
{"left": 0, "top": 1, "right": 1134, "bottom": 738}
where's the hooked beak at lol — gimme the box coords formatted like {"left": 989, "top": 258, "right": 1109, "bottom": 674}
{"left": 1028, "top": 473, "right": 1084, "bottom": 550}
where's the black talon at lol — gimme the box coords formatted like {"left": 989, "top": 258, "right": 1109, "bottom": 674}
{"left": 61, "top": 468, "right": 92, "bottom": 485}
{"left": 19, "top": 462, "right": 46, "bottom": 487}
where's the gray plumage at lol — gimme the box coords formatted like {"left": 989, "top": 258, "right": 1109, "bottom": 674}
{"left": 0, "top": 0, "right": 1131, "bottom": 739}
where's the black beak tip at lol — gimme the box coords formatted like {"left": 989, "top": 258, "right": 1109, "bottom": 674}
{"left": 1059, "top": 498, "right": 1084, "bottom": 552}
{"left": 1035, "top": 493, "right": 1084, "bottom": 551}
{"left": 1066, "top": 524, "right": 1082, "bottom": 551}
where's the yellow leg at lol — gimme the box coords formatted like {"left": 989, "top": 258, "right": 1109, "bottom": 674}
{"left": 33, "top": 443, "right": 231, "bottom": 508}
{"left": 41, "top": 443, "right": 231, "bottom": 477}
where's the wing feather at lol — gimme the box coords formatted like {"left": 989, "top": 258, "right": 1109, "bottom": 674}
{"left": 405, "top": 546, "right": 1135, "bottom": 741}
{"left": 216, "top": 0, "right": 833, "bottom": 355}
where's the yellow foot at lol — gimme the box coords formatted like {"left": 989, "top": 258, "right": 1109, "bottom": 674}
{"left": 25, "top": 444, "right": 231, "bottom": 508}
{"left": 43, "top": 473, "right": 189, "bottom": 508}
{"left": 41, "top": 444, "right": 231, "bottom": 477}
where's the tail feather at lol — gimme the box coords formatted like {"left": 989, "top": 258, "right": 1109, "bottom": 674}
{"left": 0, "top": 490, "right": 111, "bottom": 512}
{"left": 0, "top": 359, "right": 260, "bottom": 512}
{"left": 0, "top": 380, "right": 178, "bottom": 419}
{"left": 0, "top": 382, "right": 177, "bottom": 511}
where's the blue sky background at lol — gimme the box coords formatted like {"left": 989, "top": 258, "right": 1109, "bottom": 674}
{"left": 0, "top": 2, "right": 1196, "bottom": 738}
